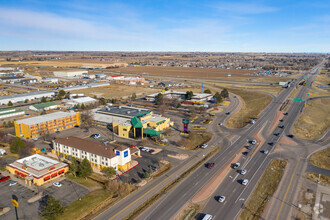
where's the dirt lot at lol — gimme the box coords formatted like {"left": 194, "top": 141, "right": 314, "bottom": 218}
{"left": 309, "top": 147, "right": 330, "bottom": 170}
{"left": 118, "top": 66, "right": 257, "bottom": 78}
{"left": 291, "top": 98, "right": 330, "bottom": 140}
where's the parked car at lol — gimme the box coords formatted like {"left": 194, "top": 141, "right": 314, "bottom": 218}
{"left": 287, "top": 134, "right": 294, "bottom": 138}
{"left": 247, "top": 145, "right": 253, "bottom": 150}
{"left": 284, "top": 112, "right": 288, "bottom": 115}
{"left": 263, "top": 150, "right": 269, "bottom": 154}
{"left": 250, "top": 120, "right": 256, "bottom": 124}
{"left": 240, "top": 169, "right": 247, "bottom": 175}
{"left": 53, "top": 182, "right": 62, "bottom": 187}
{"left": 149, "top": 149, "right": 155, "bottom": 153}
{"left": 218, "top": 196, "right": 226, "bottom": 203}
{"left": 274, "top": 132, "right": 281, "bottom": 136}
{"left": 0, "top": 176, "right": 10, "bottom": 182}
{"left": 241, "top": 179, "right": 249, "bottom": 185}
{"left": 268, "top": 142, "right": 274, "bottom": 146}
{"left": 251, "top": 140, "right": 257, "bottom": 145}
{"left": 201, "top": 144, "right": 208, "bottom": 149}
{"left": 225, "top": 112, "right": 231, "bottom": 115}
{"left": 90, "top": 134, "right": 101, "bottom": 139}
{"left": 149, "top": 165, "right": 157, "bottom": 171}
{"left": 232, "top": 163, "right": 240, "bottom": 169}
{"left": 279, "top": 125, "right": 285, "bottom": 129}
{"left": 9, "top": 181, "right": 17, "bottom": 186}
{"left": 242, "top": 151, "right": 249, "bottom": 156}
{"left": 206, "top": 163, "right": 215, "bottom": 168}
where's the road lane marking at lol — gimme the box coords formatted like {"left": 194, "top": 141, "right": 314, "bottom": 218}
{"left": 276, "top": 158, "right": 300, "bottom": 220}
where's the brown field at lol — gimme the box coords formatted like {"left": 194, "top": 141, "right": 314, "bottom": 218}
{"left": 118, "top": 66, "right": 257, "bottom": 78}
{"left": 291, "top": 98, "right": 330, "bottom": 140}
{"left": 309, "top": 147, "right": 330, "bottom": 170}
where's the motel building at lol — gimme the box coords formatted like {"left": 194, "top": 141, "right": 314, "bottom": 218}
{"left": 52, "top": 136, "right": 139, "bottom": 171}
{"left": 6, "top": 154, "right": 68, "bottom": 186}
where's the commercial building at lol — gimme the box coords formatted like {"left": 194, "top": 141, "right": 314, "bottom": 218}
{"left": 14, "top": 111, "right": 81, "bottom": 139}
{"left": 29, "top": 102, "right": 59, "bottom": 112}
{"left": 63, "top": 97, "right": 97, "bottom": 108}
{"left": 112, "top": 76, "right": 148, "bottom": 85}
{"left": 41, "top": 78, "right": 59, "bottom": 84}
{"left": 6, "top": 154, "right": 68, "bottom": 186}
{"left": 53, "top": 70, "right": 88, "bottom": 78}
{"left": 0, "top": 91, "right": 55, "bottom": 105}
{"left": 61, "top": 82, "right": 110, "bottom": 91}
{"left": 0, "top": 108, "right": 25, "bottom": 119}
{"left": 93, "top": 106, "right": 173, "bottom": 139}
{"left": 52, "top": 136, "right": 138, "bottom": 171}
{"left": 145, "top": 90, "right": 213, "bottom": 104}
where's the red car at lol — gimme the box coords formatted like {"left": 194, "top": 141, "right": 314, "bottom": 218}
{"left": 0, "top": 176, "right": 10, "bottom": 182}
{"left": 149, "top": 149, "right": 155, "bottom": 153}
{"left": 206, "top": 163, "right": 215, "bottom": 168}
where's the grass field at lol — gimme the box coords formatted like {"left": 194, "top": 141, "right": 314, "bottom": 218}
{"left": 233, "top": 84, "right": 283, "bottom": 95}
{"left": 61, "top": 189, "right": 111, "bottom": 220}
{"left": 239, "top": 159, "right": 287, "bottom": 220}
{"left": 66, "top": 174, "right": 103, "bottom": 189}
{"left": 179, "top": 132, "right": 213, "bottom": 151}
{"left": 225, "top": 88, "right": 272, "bottom": 128}
{"left": 309, "top": 147, "right": 330, "bottom": 170}
{"left": 291, "top": 98, "right": 330, "bottom": 140}
{"left": 252, "top": 77, "right": 296, "bottom": 83}
{"left": 305, "top": 173, "right": 330, "bottom": 187}
{"left": 119, "top": 66, "right": 257, "bottom": 78}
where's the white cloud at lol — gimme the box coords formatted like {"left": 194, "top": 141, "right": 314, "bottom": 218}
{"left": 212, "top": 2, "right": 278, "bottom": 14}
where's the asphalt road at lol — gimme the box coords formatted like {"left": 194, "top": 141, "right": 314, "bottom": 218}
{"left": 135, "top": 74, "right": 305, "bottom": 219}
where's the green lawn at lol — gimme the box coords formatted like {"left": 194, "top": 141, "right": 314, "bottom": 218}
{"left": 66, "top": 174, "right": 103, "bottom": 189}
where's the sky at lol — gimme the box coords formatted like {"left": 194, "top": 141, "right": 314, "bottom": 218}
{"left": 0, "top": 0, "right": 329, "bottom": 52}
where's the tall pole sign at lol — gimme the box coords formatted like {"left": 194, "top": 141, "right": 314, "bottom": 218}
{"left": 182, "top": 119, "right": 189, "bottom": 133}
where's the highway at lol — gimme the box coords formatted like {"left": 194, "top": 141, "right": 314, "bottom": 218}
{"left": 135, "top": 76, "right": 307, "bottom": 219}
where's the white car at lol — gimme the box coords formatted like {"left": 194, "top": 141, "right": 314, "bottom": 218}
{"left": 219, "top": 123, "right": 223, "bottom": 126}
{"left": 9, "top": 181, "right": 17, "bottom": 186}
{"left": 53, "top": 182, "right": 62, "bottom": 187}
{"left": 201, "top": 144, "right": 208, "bottom": 149}
{"left": 240, "top": 169, "right": 247, "bottom": 175}
{"left": 242, "top": 179, "right": 249, "bottom": 185}
{"left": 263, "top": 150, "right": 269, "bottom": 154}
{"left": 218, "top": 196, "right": 226, "bottom": 203}
{"left": 251, "top": 140, "right": 257, "bottom": 145}
{"left": 233, "top": 163, "right": 240, "bottom": 169}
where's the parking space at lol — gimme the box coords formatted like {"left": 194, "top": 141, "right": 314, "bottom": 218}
{"left": 0, "top": 173, "right": 89, "bottom": 219}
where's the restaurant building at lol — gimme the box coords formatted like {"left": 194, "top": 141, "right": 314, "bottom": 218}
{"left": 6, "top": 154, "right": 68, "bottom": 186}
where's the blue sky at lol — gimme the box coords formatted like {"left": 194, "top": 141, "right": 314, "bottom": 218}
{"left": 0, "top": 0, "right": 329, "bottom": 52}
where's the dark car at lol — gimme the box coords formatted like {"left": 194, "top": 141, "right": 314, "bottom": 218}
{"left": 279, "top": 119, "right": 284, "bottom": 122}
{"left": 225, "top": 112, "right": 231, "bottom": 115}
{"left": 268, "top": 142, "right": 274, "bottom": 146}
{"left": 149, "top": 149, "right": 155, "bottom": 153}
{"left": 284, "top": 112, "right": 288, "bottom": 115}
{"left": 274, "top": 132, "right": 281, "bottom": 136}
{"left": 206, "top": 163, "right": 215, "bottom": 168}
{"left": 242, "top": 151, "right": 249, "bottom": 156}
{"left": 287, "top": 134, "right": 294, "bottom": 138}
{"left": 247, "top": 145, "right": 253, "bottom": 150}
{"left": 149, "top": 165, "right": 157, "bottom": 171}
{"left": 278, "top": 125, "right": 285, "bottom": 129}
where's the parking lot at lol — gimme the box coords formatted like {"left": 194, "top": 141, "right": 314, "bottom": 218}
{"left": 0, "top": 173, "right": 89, "bottom": 219}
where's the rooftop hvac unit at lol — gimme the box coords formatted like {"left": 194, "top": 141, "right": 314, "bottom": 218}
{"left": 127, "top": 111, "right": 130, "bottom": 114}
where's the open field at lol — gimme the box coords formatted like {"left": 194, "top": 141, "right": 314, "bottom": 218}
{"left": 291, "top": 98, "right": 330, "bottom": 140}
{"left": 239, "top": 159, "right": 287, "bottom": 220}
{"left": 178, "top": 132, "right": 213, "bottom": 151}
{"left": 252, "top": 76, "right": 297, "bottom": 83}
{"left": 309, "top": 147, "right": 330, "bottom": 170}
{"left": 225, "top": 88, "right": 272, "bottom": 128}
{"left": 67, "top": 174, "right": 103, "bottom": 189}
{"left": 233, "top": 84, "right": 283, "bottom": 95}
{"left": 119, "top": 66, "right": 257, "bottom": 78}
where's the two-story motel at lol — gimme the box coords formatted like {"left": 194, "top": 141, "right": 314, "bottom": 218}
{"left": 52, "top": 136, "right": 139, "bottom": 171}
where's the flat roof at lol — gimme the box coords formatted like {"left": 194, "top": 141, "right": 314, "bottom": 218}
{"left": 97, "top": 106, "right": 149, "bottom": 118}
{"left": 15, "top": 111, "right": 77, "bottom": 126}
{"left": 8, "top": 154, "right": 67, "bottom": 178}
{"left": 0, "top": 91, "right": 55, "bottom": 101}
{"left": 0, "top": 110, "right": 24, "bottom": 117}
{"left": 69, "top": 97, "right": 97, "bottom": 104}
{"left": 32, "top": 101, "right": 57, "bottom": 109}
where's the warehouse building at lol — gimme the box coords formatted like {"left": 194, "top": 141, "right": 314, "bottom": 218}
{"left": 6, "top": 154, "right": 68, "bottom": 186}
{"left": 0, "top": 91, "right": 55, "bottom": 105}
{"left": 93, "top": 106, "right": 173, "bottom": 139}
{"left": 61, "top": 82, "right": 110, "bottom": 91}
{"left": 29, "top": 102, "right": 59, "bottom": 112}
{"left": 145, "top": 90, "right": 213, "bottom": 104}
{"left": 53, "top": 70, "right": 88, "bottom": 78}
{"left": 14, "top": 111, "right": 81, "bottom": 139}
{"left": 52, "top": 136, "right": 138, "bottom": 171}
{"left": 0, "top": 108, "right": 25, "bottom": 119}
{"left": 63, "top": 97, "right": 97, "bottom": 108}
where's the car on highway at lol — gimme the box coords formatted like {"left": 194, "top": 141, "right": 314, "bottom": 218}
{"left": 251, "top": 140, "right": 257, "bottom": 145}
{"left": 262, "top": 150, "right": 269, "bottom": 154}
{"left": 202, "top": 214, "right": 213, "bottom": 220}
{"left": 240, "top": 169, "right": 247, "bottom": 175}
{"left": 232, "top": 163, "right": 240, "bottom": 169}
{"left": 0, "top": 176, "right": 10, "bottom": 182}
{"left": 241, "top": 179, "right": 249, "bottom": 185}
{"left": 9, "top": 181, "right": 17, "bottom": 186}
{"left": 218, "top": 196, "right": 226, "bottom": 203}
{"left": 90, "top": 134, "right": 101, "bottom": 139}
{"left": 53, "top": 182, "right": 62, "bottom": 187}
{"left": 149, "top": 165, "right": 157, "bottom": 171}
{"left": 201, "top": 144, "right": 208, "bottom": 149}
{"left": 206, "top": 163, "right": 215, "bottom": 168}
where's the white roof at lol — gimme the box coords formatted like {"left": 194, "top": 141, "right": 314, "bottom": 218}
{"left": 16, "top": 154, "right": 58, "bottom": 171}
{"left": 15, "top": 111, "right": 77, "bottom": 126}
{"left": 69, "top": 97, "right": 97, "bottom": 104}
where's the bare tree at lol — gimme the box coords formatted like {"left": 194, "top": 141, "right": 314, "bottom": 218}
{"left": 81, "top": 109, "right": 94, "bottom": 129}
{"left": 159, "top": 103, "right": 168, "bottom": 116}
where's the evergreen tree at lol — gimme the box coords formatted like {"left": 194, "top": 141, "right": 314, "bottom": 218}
{"left": 103, "top": 167, "right": 116, "bottom": 179}
{"left": 41, "top": 97, "right": 47, "bottom": 103}
{"left": 8, "top": 101, "right": 13, "bottom": 106}
{"left": 41, "top": 195, "right": 64, "bottom": 220}
{"left": 78, "top": 158, "right": 93, "bottom": 179}
{"left": 69, "top": 158, "right": 79, "bottom": 177}
{"left": 204, "top": 89, "right": 212, "bottom": 94}
{"left": 10, "top": 137, "right": 26, "bottom": 154}
{"left": 221, "top": 89, "right": 229, "bottom": 98}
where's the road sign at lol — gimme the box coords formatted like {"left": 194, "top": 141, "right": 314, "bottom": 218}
{"left": 182, "top": 119, "right": 189, "bottom": 124}
{"left": 11, "top": 199, "right": 19, "bottom": 208}
{"left": 293, "top": 98, "right": 304, "bottom": 102}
